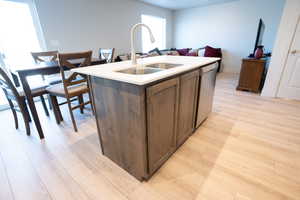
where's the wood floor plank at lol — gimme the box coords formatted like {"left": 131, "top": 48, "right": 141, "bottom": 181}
{"left": 0, "top": 152, "right": 14, "bottom": 200}
{"left": 18, "top": 136, "right": 92, "bottom": 200}
{"left": 0, "top": 134, "right": 52, "bottom": 200}
{"left": 44, "top": 141, "right": 129, "bottom": 200}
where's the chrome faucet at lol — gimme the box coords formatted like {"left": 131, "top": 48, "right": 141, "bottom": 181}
{"left": 130, "top": 23, "right": 155, "bottom": 66}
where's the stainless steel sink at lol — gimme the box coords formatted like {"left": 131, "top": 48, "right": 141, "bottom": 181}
{"left": 116, "top": 63, "right": 182, "bottom": 75}
{"left": 117, "top": 67, "right": 164, "bottom": 75}
{"left": 145, "top": 63, "right": 182, "bottom": 69}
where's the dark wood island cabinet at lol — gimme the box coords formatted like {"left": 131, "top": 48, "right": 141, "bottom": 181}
{"left": 88, "top": 61, "right": 219, "bottom": 181}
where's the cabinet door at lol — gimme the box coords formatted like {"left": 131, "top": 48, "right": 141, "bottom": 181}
{"left": 237, "top": 59, "right": 266, "bottom": 92}
{"left": 146, "top": 78, "right": 180, "bottom": 174}
{"left": 177, "top": 70, "right": 199, "bottom": 147}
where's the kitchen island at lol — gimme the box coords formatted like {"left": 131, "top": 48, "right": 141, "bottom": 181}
{"left": 74, "top": 55, "right": 220, "bottom": 181}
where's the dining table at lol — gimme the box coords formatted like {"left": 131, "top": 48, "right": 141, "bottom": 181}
{"left": 11, "top": 58, "right": 106, "bottom": 139}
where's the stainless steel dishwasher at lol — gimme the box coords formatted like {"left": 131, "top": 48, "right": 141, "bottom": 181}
{"left": 195, "top": 63, "right": 218, "bottom": 128}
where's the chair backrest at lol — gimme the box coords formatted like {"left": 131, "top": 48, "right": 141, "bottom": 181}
{"left": 99, "top": 48, "right": 115, "bottom": 63}
{"left": 0, "top": 67, "right": 20, "bottom": 99}
{"left": 58, "top": 51, "right": 92, "bottom": 96}
{"left": 31, "top": 51, "right": 59, "bottom": 63}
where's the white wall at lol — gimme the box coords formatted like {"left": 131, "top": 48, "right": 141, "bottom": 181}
{"left": 262, "top": 0, "right": 300, "bottom": 97}
{"left": 173, "top": 0, "right": 285, "bottom": 73}
{"left": 33, "top": 0, "right": 173, "bottom": 57}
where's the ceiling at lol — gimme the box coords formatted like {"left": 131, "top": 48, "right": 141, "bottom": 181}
{"left": 138, "top": 0, "right": 239, "bottom": 10}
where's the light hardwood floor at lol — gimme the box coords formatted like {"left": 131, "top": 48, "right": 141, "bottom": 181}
{"left": 0, "top": 73, "right": 300, "bottom": 200}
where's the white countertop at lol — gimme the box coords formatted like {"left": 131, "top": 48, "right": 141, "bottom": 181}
{"left": 72, "top": 56, "right": 220, "bottom": 85}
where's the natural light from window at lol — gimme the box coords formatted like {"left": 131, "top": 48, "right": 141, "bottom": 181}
{"left": 0, "top": 0, "right": 43, "bottom": 109}
{"left": 0, "top": 0, "right": 42, "bottom": 66}
{"left": 141, "top": 15, "right": 166, "bottom": 53}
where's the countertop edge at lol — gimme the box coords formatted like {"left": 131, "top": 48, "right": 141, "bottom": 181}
{"left": 73, "top": 56, "right": 220, "bottom": 86}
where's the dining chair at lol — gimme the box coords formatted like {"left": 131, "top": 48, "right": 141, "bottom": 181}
{"left": 46, "top": 51, "right": 93, "bottom": 132}
{"left": 31, "top": 51, "right": 58, "bottom": 63}
{"left": 99, "top": 48, "right": 115, "bottom": 63}
{"left": 31, "top": 51, "right": 62, "bottom": 85}
{"left": 31, "top": 50, "right": 62, "bottom": 110}
{"left": 0, "top": 67, "right": 50, "bottom": 136}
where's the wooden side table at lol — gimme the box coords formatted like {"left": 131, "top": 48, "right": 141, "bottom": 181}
{"left": 237, "top": 58, "right": 268, "bottom": 93}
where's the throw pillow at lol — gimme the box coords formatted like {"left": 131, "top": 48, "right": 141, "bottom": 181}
{"left": 177, "top": 48, "right": 191, "bottom": 56}
{"left": 204, "top": 46, "right": 222, "bottom": 57}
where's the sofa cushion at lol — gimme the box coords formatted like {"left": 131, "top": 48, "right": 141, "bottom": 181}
{"left": 204, "top": 46, "right": 222, "bottom": 57}
{"left": 148, "top": 48, "right": 162, "bottom": 55}
{"left": 186, "top": 49, "right": 198, "bottom": 56}
{"left": 198, "top": 48, "right": 205, "bottom": 57}
{"left": 169, "top": 51, "right": 180, "bottom": 56}
{"left": 148, "top": 51, "right": 160, "bottom": 57}
{"left": 46, "top": 83, "right": 88, "bottom": 98}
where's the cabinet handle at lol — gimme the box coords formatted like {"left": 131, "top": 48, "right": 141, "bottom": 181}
{"left": 291, "top": 50, "right": 299, "bottom": 55}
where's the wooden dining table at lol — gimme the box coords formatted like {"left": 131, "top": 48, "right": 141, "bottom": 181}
{"left": 11, "top": 58, "right": 106, "bottom": 139}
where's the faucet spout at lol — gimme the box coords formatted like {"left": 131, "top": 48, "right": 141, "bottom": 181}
{"left": 130, "top": 23, "right": 155, "bottom": 66}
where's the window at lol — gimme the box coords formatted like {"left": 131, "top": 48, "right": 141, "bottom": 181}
{"left": 0, "top": 0, "right": 45, "bottom": 67}
{"left": 141, "top": 15, "right": 166, "bottom": 53}
{"left": 0, "top": 0, "right": 45, "bottom": 109}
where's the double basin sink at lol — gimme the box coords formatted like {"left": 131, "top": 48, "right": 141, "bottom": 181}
{"left": 117, "top": 63, "right": 182, "bottom": 75}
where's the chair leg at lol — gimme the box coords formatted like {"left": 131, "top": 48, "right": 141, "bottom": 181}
{"left": 47, "top": 94, "right": 52, "bottom": 110}
{"left": 18, "top": 99, "right": 31, "bottom": 136}
{"left": 56, "top": 98, "right": 63, "bottom": 122}
{"left": 67, "top": 98, "right": 78, "bottom": 132}
{"left": 78, "top": 94, "right": 84, "bottom": 114}
{"left": 21, "top": 99, "right": 32, "bottom": 122}
{"left": 50, "top": 95, "right": 61, "bottom": 124}
{"left": 40, "top": 95, "right": 49, "bottom": 116}
{"left": 88, "top": 91, "right": 95, "bottom": 116}
{"left": 7, "top": 99, "right": 18, "bottom": 129}
{"left": 87, "top": 77, "right": 95, "bottom": 115}
{"left": 24, "top": 117, "right": 30, "bottom": 136}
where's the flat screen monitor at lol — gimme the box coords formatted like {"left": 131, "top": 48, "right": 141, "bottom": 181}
{"left": 253, "top": 19, "right": 265, "bottom": 55}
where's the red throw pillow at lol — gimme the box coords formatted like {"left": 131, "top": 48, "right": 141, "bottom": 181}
{"left": 204, "top": 46, "right": 222, "bottom": 57}
{"left": 186, "top": 51, "right": 197, "bottom": 56}
{"left": 177, "top": 48, "right": 191, "bottom": 56}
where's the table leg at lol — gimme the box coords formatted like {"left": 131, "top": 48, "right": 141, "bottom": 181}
{"left": 18, "top": 73, "right": 45, "bottom": 139}
{"left": 88, "top": 76, "right": 95, "bottom": 115}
